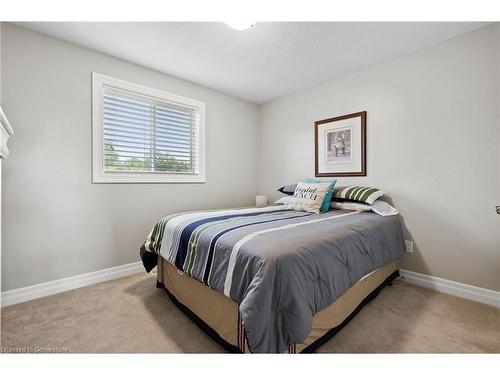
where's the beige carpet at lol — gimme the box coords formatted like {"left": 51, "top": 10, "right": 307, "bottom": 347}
{"left": 2, "top": 273, "right": 499, "bottom": 353}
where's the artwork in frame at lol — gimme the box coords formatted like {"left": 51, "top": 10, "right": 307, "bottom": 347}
{"left": 315, "top": 111, "right": 366, "bottom": 177}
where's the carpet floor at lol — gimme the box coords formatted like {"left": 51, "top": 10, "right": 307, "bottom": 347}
{"left": 1, "top": 273, "right": 499, "bottom": 353}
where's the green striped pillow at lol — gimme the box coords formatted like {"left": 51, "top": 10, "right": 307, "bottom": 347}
{"left": 333, "top": 186, "right": 385, "bottom": 205}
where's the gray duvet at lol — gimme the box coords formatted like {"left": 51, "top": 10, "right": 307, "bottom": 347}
{"left": 140, "top": 206, "right": 405, "bottom": 353}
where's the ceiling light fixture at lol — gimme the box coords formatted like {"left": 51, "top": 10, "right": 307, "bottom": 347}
{"left": 224, "top": 21, "right": 256, "bottom": 31}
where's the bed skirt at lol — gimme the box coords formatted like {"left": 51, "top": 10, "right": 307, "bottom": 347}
{"left": 156, "top": 257, "right": 399, "bottom": 353}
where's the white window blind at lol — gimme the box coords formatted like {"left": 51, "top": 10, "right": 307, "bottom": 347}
{"left": 103, "top": 87, "right": 199, "bottom": 174}
{"left": 92, "top": 73, "right": 205, "bottom": 183}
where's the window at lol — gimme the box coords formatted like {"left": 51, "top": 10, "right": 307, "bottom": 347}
{"left": 92, "top": 73, "right": 205, "bottom": 183}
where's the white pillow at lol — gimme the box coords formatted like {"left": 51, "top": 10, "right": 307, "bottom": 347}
{"left": 371, "top": 200, "right": 399, "bottom": 216}
{"left": 286, "top": 182, "right": 331, "bottom": 214}
{"left": 330, "top": 200, "right": 399, "bottom": 217}
{"left": 274, "top": 196, "right": 292, "bottom": 205}
{"left": 330, "top": 201, "right": 372, "bottom": 212}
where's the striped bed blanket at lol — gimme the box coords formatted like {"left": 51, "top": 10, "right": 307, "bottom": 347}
{"left": 140, "top": 205, "right": 405, "bottom": 353}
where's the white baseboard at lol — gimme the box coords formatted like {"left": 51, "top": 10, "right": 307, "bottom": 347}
{"left": 400, "top": 269, "right": 500, "bottom": 308}
{"left": 1, "top": 261, "right": 143, "bottom": 307}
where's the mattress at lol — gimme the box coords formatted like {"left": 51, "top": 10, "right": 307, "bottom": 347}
{"left": 140, "top": 206, "right": 406, "bottom": 352}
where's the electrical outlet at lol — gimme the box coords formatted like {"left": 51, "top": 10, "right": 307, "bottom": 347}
{"left": 405, "top": 240, "right": 414, "bottom": 253}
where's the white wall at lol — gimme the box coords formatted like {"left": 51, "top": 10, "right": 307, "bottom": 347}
{"left": 1, "top": 24, "right": 259, "bottom": 291}
{"left": 258, "top": 24, "right": 500, "bottom": 291}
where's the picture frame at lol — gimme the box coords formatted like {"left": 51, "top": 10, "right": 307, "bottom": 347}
{"left": 314, "top": 111, "right": 366, "bottom": 177}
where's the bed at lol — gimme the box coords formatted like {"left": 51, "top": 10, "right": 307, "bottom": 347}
{"left": 140, "top": 205, "right": 405, "bottom": 353}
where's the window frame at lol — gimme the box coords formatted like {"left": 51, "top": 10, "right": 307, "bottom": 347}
{"left": 92, "top": 73, "right": 206, "bottom": 184}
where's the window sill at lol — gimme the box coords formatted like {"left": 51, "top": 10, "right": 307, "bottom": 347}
{"left": 92, "top": 172, "right": 206, "bottom": 184}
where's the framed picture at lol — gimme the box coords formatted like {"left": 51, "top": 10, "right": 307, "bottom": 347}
{"left": 315, "top": 111, "right": 366, "bottom": 177}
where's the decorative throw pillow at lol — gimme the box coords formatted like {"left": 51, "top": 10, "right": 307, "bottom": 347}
{"left": 303, "top": 178, "right": 337, "bottom": 212}
{"left": 277, "top": 184, "right": 297, "bottom": 195}
{"left": 286, "top": 182, "right": 331, "bottom": 214}
{"left": 332, "top": 186, "right": 385, "bottom": 205}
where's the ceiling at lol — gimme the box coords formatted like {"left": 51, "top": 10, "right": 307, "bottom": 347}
{"left": 15, "top": 22, "right": 490, "bottom": 103}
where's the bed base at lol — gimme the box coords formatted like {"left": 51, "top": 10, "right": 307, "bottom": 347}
{"left": 157, "top": 282, "right": 247, "bottom": 353}
{"left": 156, "top": 266, "right": 399, "bottom": 353}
